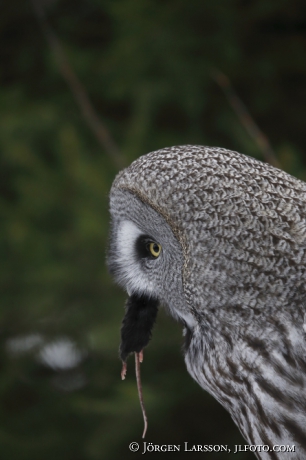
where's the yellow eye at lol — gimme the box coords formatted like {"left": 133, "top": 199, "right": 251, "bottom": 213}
{"left": 149, "top": 242, "right": 161, "bottom": 258}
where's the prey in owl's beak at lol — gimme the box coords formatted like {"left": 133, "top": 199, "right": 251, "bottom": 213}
{"left": 120, "top": 293, "right": 159, "bottom": 378}
{"left": 119, "top": 293, "right": 159, "bottom": 438}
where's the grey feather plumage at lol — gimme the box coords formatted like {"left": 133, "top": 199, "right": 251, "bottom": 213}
{"left": 108, "top": 145, "right": 306, "bottom": 459}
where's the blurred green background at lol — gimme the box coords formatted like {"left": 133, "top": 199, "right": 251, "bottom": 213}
{"left": 1, "top": 1, "right": 306, "bottom": 459}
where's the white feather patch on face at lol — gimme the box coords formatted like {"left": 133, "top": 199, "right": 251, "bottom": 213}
{"left": 117, "top": 220, "right": 142, "bottom": 262}
{"left": 176, "top": 309, "right": 197, "bottom": 329}
{"left": 116, "top": 220, "right": 156, "bottom": 296}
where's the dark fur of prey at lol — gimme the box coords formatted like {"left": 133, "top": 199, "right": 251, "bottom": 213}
{"left": 120, "top": 293, "right": 159, "bottom": 362}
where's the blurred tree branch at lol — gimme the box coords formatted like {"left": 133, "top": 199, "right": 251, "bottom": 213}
{"left": 31, "top": 0, "right": 126, "bottom": 169}
{"left": 212, "top": 69, "right": 281, "bottom": 169}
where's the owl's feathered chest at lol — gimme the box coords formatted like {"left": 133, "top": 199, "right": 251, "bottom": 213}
{"left": 184, "top": 323, "right": 241, "bottom": 410}
{"left": 184, "top": 319, "right": 306, "bottom": 455}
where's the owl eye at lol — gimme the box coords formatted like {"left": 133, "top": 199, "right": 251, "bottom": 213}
{"left": 148, "top": 242, "right": 161, "bottom": 258}
{"left": 135, "top": 235, "right": 162, "bottom": 260}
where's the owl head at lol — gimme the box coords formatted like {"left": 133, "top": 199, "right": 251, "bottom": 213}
{"left": 107, "top": 145, "right": 306, "bottom": 363}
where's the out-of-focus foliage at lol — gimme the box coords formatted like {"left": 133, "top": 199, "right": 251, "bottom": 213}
{"left": 1, "top": 1, "right": 306, "bottom": 459}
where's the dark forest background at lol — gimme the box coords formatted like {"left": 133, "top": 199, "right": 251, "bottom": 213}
{"left": 1, "top": 1, "right": 306, "bottom": 459}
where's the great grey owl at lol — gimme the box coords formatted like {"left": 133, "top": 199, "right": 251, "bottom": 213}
{"left": 107, "top": 145, "right": 306, "bottom": 459}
